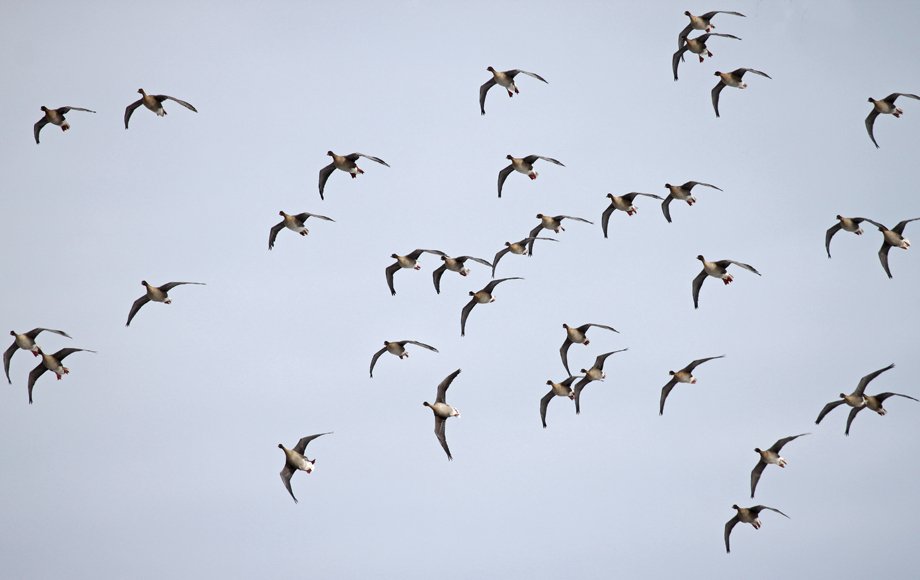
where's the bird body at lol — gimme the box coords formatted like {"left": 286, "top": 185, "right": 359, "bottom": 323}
{"left": 317, "top": 151, "right": 390, "bottom": 199}
{"left": 692, "top": 255, "right": 760, "bottom": 308}
{"left": 124, "top": 89, "right": 197, "bottom": 128}
{"left": 34, "top": 106, "right": 95, "bottom": 143}
{"left": 423, "top": 369, "right": 462, "bottom": 460}
{"left": 479, "top": 67, "right": 548, "bottom": 115}
{"left": 279, "top": 433, "right": 331, "bottom": 503}
{"left": 724, "top": 504, "right": 788, "bottom": 553}
{"left": 865, "top": 93, "right": 920, "bottom": 147}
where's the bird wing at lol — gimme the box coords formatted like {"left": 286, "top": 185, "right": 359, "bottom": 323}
{"left": 692, "top": 270, "right": 707, "bottom": 309}
{"left": 557, "top": 215, "right": 593, "bottom": 224}
{"left": 711, "top": 81, "right": 726, "bottom": 117}
{"left": 58, "top": 107, "right": 96, "bottom": 114}
{"left": 405, "top": 341, "right": 438, "bottom": 352}
{"left": 769, "top": 433, "right": 809, "bottom": 453}
{"left": 573, "top": 376, "right": 591, "bottom": 415}
{"left": 879, "top": 242, "right": 893, "bottom": 278}
{"left": 865, "top": 109, "right": 881, "bottom": 148}
{"left": 507, "top": 70, "right": 548, "bottom": 83}
{"left": 884, "top": 93, "right": 920, "bottom": 103}
{"left": 845, "top": 406, "right": 865, "bottom": 436}
{"left": 269, "top": 221, "right": 285, "bottom": 250}
{"left": 522, "top": 155, "right": 564, "bottom": 166}
{"left": 124, "top": 98, "right": 143, "bottom": 129}
{"left": 891, "top": 218, "right": 920, "bottom": 236}
{"left": 26, "top": 328, "right": 72, "bottom": 340}
{"left": 559, "top": 338, "right": 573, "bottom": 376}
{"left": 434, "top": 415, "right": 452, "bottom": 460}
{"left": 661, "top": 195, "right": 674, "bottom": 223}
{"left": 280, "top": 464, "right": 298, "bottom": 503}
{"left": 682, "top": 181, "right": 722, "bottom": 192}
{"left": 625, "top": 192, "right": 665, "bottom": 201}
{"left": 348, "top": 153, "right": 390, "bottom": 167}
{"left": 540, "top": 390, "right": 554, "bottom": 428}
{"left": 601, "top": 204, "right": 615, "bottom": 239}
{"left": 407, "top": 248, "right": 446, "bottom": 259}
{"left": 705, "top": 33, "right": 742, "bottom": 41}
{"left": 27, "top": 363, "right": 49, "bottom": 404}
{"left": 52, "top": 348, "right": 96, "bottom": 361}
{"left": 873, "top": 392, "right": 919, "bottom": 403}
{"left": 854, "top": 363, "right": 895, "bottom": 396}
{"left": 659, "top": 377, "right": 678, "bottom": 415}
{"left": 825, "top": 223, "right": 843, "bottom": 258}
{"left": 750, "top": 461, "right": 767, "bottom": 498}
{"left": 126, "top": 295, "right": 151, "bottom": 326}
{"left": 672, "top": 47, "right": 688, "bottom": 81}
{"left": 369, "top": 347, "right": 387, "bottom": 378}
{"left": 577, "top": 323, "right": 618, "bottom": 334}
{"left": 755, "top": 506, "right": 789, "bottom": 519}
{"left": 159, "top": 95, "right": 198, "bottom": 112}
{"left": 497, "top": 164, "right": 514, "bottom": 198}
{"left": 432, "top": 264, "right": 448, "bottom": 294}
{"left": 492, "top": 247, "right": 511, "bottom": 277}
{"left": 385, "top": 262, "right": 400, "bottom": 296}
{"left": 295, "top": 212, "right": 335, "bottom": 222}
{"left": 683, "top": 355, "right": 725, "bottom": 373}
{"left": 159, "top": 281, "right": 205, "bottom": 293}
{"left": 724, "top": 515, "right": 740, "bottom": 553}
{"left": 457, "top": 256, "right": 493, "bottom": 268}
{"left": 436, "top": 369, "right": 461, "bottom": 405}
{"left": 479, "top": 78, "right": 496, "bottom": 115}
{"left": 677, "top": 23, "right": 694, "bottom": 53}
{"left": 3, "top": 342, "right": 17, "bottom": 384}
{"left": 460, "top": 298, "right": 477, "bottom": 337}
{"left": 526, "top": 225, "right": 545, "bottom": 255}
{"left": 732, "top": 68, "right": 771, "bottom": 79}
{"left": 815, "top": 399, "right": 845, "bottom": 424}
{"left": 702, "top": 10, "right": 746, "bottom": 19}
{"left": 293, "top": 432, "right": 331, "bottom": 455}
{"left": 724, "top": 260, "right": 761, "bottom": 276}
{"left": 483, "top": 277, "right": 522, "bottom": 294}
{"left": 34, "top": 117, "right": 49, "bottom": 144}
{"left": 594, "top": 349, "right": 628, "bottom": 371}
{"left": 318, "top": 162, "right": 336, "bottom": 200}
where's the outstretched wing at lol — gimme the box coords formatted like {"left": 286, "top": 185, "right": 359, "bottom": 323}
{"left": 522, "top": 155, "right": 564, "bottom": 166}
{"left": 854, "top": 363, "right": 895, "bottom": 396}
{"left": 883, "top": 93, "right": 920, "bottom": 104}
{"left": 692, "top": 270, "right": 707, "bottom": 309}
{"left": 318, "top": 162, "right": 336, "bottom": 200}
{"left": 577, "top": 323, "right": 618, "bottom": 334}
{"left": 873, "top": 391, "right": 919, "bottom": 403}
{"left": 34, "top": 117, "right": 49, "bottom": 144}
{"left": 280, "top": 464, "right": 298, "bottom": 503}
{"left": 126, "top": 295, "right": 151, "bottom": 327}
{"left": 815, "top": 399, "right": 845, "bottom": 424}
{"left": 3, "top": 342, "right": 18, "bottom": 384}
{"left": 701, "top": 10, "right": 746, "bottom": 19}
{"left": 672, "top": 46, "right": 688, "bottom": 81}
{"left": 293, "top": 432, "right": 331, "bottom": 455}
{"left": 557, "top": 215, "right": 593, "bottom": 224}
{"left": 724, "top": 515, "right": 740, "bottom": 553}
{"left": 369, "top": 347, "right": 387, "bottom": 378}
{"left": 436, "top": 368, "right": 461, "bottom": 404}
{"left": 540, "top": 390, "right": 554, "bottom": 428}
{"left": 711, "top": 81, "right": 726, "bottom": 118}
{"left": 159, "top": 281, "right": 206, "bottom": 293}
{"left": 124, "top": 98, "right": 143, "bottom": 129}
{"left": 483, "top": 276, "right": 522, "bottom": 294}
{"left": 432, "top": 264, "right": 448, "bottom": 294}
{"left": 434, "top": 415, "right": 452, "bottom": 460}
{"left": 845, "top": 406, "right": 865, "bottom": 436}
{"left": 724, "top": 260, "right": 761, "bottom": 276}
{"left": 26, "top": 328, "right": 72, "bottom": 340}
{"left": 559, "top": 338, "right": 573, "bottom": 376}
{"left": 891, "top": 218, "right": 920, "bottom": 236}
{"left": 385, "top": 262, "right": 400, "bottom": 296}
{"left": 294, "top": 212, "right": 335, "bottom": 223}
{"left": 769, "top": 433, "right": 809, "bottom": 453}
{"left": 594, "top": 349, "right": 627, "bottom": 371}
{"left": 507, "top": 70, "right": 548, "bottom": 84}
{"left": 659, "top": 377, "right": 678, "bottom": 415}
{"left": 269, "top": 220, "right": 285, "bottom": 250}
{"left": 682, "top": 181, "right": 722, "bottom": 192}
{"left": 479, "top": 78, "right": 496, "bottom": 115}
{"left": 601, "top": 205, "right": 616, "bottom": 238}
{"left": 348, "top": 153, "right": 390, "bottom": 167}
{"left": 404, "top": 341, "right": 438, "bottom": 352}
{"left": 750, "top": 461, "right": 767, "bottom": 498}
{"left": 683, "top": 355, "right": 724, "bottom": 373}
{"left": 492, "top": 247, "right": 511, "bottom": 277}
{"left": 460, "top": 298, "right": 477, "bottom": 337}
{"left": 27, "top": 364, "right": 49, "bottom": 404}
{"left": 825, "top": 222, "right": 843, "bottom": 258}
{"left": 160, "top": 95, "right": 198, "bottom": 112}
{"left": 573, "top": 376, "right": 591, "bottom": 415}
{"left": 732, "top": 68, "right": 771, "bottom": 79}
{"left": 457, "top": 256, "right": 493, "bottom": 268}
{"left": 661, "top": 195, "right": 675, "bottom": 223}
{"left": 497, "top": 164, "right": 514, "bottom": 198}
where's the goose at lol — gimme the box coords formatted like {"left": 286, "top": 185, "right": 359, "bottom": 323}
{"left": 278, "top": 432, "right": 331, "bottom": 503}
{"left": 369, "top": 340, "right": 439, "bottom": 378}
{"left": 317, "top": 151, "right": 390, "bottom": 200}
{"left": 479, "top": 67, "right": 548, "bottom": 115}
{"left": 672, "top": 33, "right": 740, "bottom": 80}
{"left": 460, "top": 277, "right": 522, "bottom": 336}
{"left": 677, "top": 10, "right": 746, "bottom": 54}
{"left": 816, "top": 363, "right": 893, "bottom": 434}
{"left": 124, "top": 89, "right": 197, "bottom": 129}
{"left": 126, "top": 281, "right": 206, "bottom": 326}
{"left": 4, "top": 328, "right": 72, "bottom": 384}
{"left": 27, "top": 347, "right": 96, "bottom": 404}
{"left": 423, "top": 369, "right": 462, "bottom": 460}
{"left": 659, "top": 355, "right": 724, "bottom": 415}
{"left": 385, "top": 249, "right": 446, "bottom": 296}
{"left": 865, "top": 93, "right": 920, "bottom": 148}
{"left": 825, "top": 216, "right": 883, "bottom": 258}
{"left": 602, "top": 192, "right": 664, "bottom": 237}
{"left": 528, "top": 214, "right": 593, "bottom": 255}
{"left": 750, "top": 433, "right": 809, "bottom": 498}
{"left": 724, "top": 505, "right": 789, "bottom": 554}
{"left": 269, "top": 211, "right": 335, "bottom": 250}
{"left": 34, "top": 106, "right": 96, "bottom": 144}
{"left": 559, "top": 323, "right": 619, "bottom": 376}
{"left": 711, "top": 69, "right": 771, "bottom": 117}
{"left": 573, "top": 348, "right": 628, "bottom": 414}
{"left": 847, "top": 391, "right": 918, "bottom": 436}
{"left": 497, "top": 155, "right": 565, "bottom": 198}
{"left": 874, "top": 218, "right": 920, "bottom": 278}
{"left": 661, "top": 181, "right": 722, "bottom": 223}
{"left": 540, "top": 376, "right": 580, "bottom": 428}
{"left": 692, "top": 255, "right": 761, "bottom": 309}
{"left": 432, "top": 255, "right": 493, "bottom": 294}
{"left": 491, "top": 237, "right": 558, "bottom": 277}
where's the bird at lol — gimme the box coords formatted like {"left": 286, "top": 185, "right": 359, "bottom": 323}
{"left": 873, "top": 218, "right": 920, "bottom": 278}
{"left": 559, "top": 323, "right": 619, "bottom": 376}
{"left": 528, "top": 214, "right": 593, "bottom": 255}
{"left": 269, "top": 211, "right": 334, "bottom": 250}
{"left": 460, "top": 278, "right": 523, "bottom": 336}
{"left": 497, "top": 155, "right": 565, "bottom": 198}
{"left": 540, "top": 376, "right": 580, "bottom": 428}
{"left": 369, "top": 340, "right": 439, "bottom": 378}
{"left": 659, "top": 355, "right": 724, "bottom": 415}
{"left": 816, "top": 363, "right": 894, "bottom": 434}
{"left": 846, "top": 391, "right": 918, "bottom": 436}
{"left": 5, "top": 328, "right": 72, "bottom": 384}
{"left": 711, "top": 68, "right": 771, "bottom": 117}
{"left": 602, "top": 192, "right": 664, "bottom": 237}
{"left": 479, "top": 67, "right": 548, "bottom": 115}
{"left": 423, "top": 369, "right": 462, "bottom": 460}
{"left": 677, "top": 11, "right": 746, "bottom": 55}
{"left": 825, "top": 216, "right": 883, "bottom": 258}
{"left": 124, "top": 89, "right": 197, "bottom": 129}
{"left": 432, "top": 255, "right": 493, "bottom": 294}
{"left": 126, "top": 281, "right": 206, "bottom": 326}
{"left": 278, "top": 432, "right": 332, "bottom": 504}
{"left": 661, "top": 181, "right": 723, "bottom": 223}
{"left": 672, "top": 33, "right": 740, "bottom": 80}
{"left": 692, "top": 255, "right": 761, "bottom": 309}
{"left": 750, "top": 433, "right": 809, "bottom": 498}
{"left": 491, "top": 237, "right": 558, "bottom": 277}
{"left": 573, "top": 349, "right": 628, "bottom": 414}
{"left": 34, "top": 106, "right": 95, "bottom": 144}
{"left": 385, "top": 249, "right": 446, "bottom": 296}
{"left": 865, "top": 93, "right": 920, "bottom": 148}
{"left": 724, "top": 505, "right": 788, "bottom": 554}
{"left": 317, "top": 151, "right": 390, "bottom": 200}
{"left": 27, "top": 347, "right": 96, "bottom": 404}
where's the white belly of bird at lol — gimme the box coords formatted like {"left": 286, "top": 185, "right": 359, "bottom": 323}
{"left": 510, "top": 245, "right": 527, "bottom": 255}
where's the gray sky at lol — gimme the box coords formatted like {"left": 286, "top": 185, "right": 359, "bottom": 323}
{"left": 2, "top": 1, "right": 919, "bottom": 578}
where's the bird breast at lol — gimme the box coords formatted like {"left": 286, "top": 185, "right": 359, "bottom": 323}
{"left": 396, "top": 256, "right": 418, "bottom": 269}
{"left": 386, "top": 342, "right": 406, "bottom": 356}
{"left": 429, "top": 402, "right": 458, "bottom": 418}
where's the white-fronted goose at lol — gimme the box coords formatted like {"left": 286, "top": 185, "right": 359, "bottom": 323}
{"left": 724, "top": 505, "right": 788, "bottom": 554}
{"left": 661, "top": 181, "right": 722, "bottom": 223}
{"left": 27, "top": 347, "right": 96, "bottom": 404}
{"left": 460, "top": 277, "right": 522, "bottom": 337}
{"left": 5, "top": 328, "right": 72, "bottom": 384}
{"left": 659, "top": 355, "right": 724, "bottom": 415}
{"left": 124, "top": 89, "right": 197, "bottom": 129}
{"left": 527, "top": 214, "right": 593, "bottom": 255}
{"left": 678, "top": 11, "right": 745, "bottom": 54}
{"left": 479, "top": 67, "right": 548, "bottom": 115}
{"left": 369, "top": 340, "right": 439, "bottom": 378}
{"left": 269, "top": 211, "right": 335, "bottom": 250}
{"left": 672, "top": 33, "right": 740, "bottom": 80}
{"left": 559, "top": 323, "right": 619, "bottom": 375}
{"left": 432, "top": 255, "right": 493, "bottom": 294}
{"left": 825, "top": 216, "right": 883, "bottom": 258}
{"left": 491, "top": 237, "right": 558, "bottom": 277}
{"left": 602, "top": 192, "right": 664, "bottom": 237}
{"left": 126, "top": 281, "right": 206, "bottom": 326}
{"left": 711, "top": 69, "right": 771, "bottom": 117}
{"left": 750, "top": 433, "right": 809, "bottom": 498}
{"left": 385, "top": 249, "right": 446, "bottom": 296}
{"left": 279, "top": 432, "right": 331, "bottom": 503}
{"left": 874, "top": 218, "right": 920, "bottom": 278}
{"left": 34, "top": 106, "right": 95, "bottom": 144}
{"left": 423, "top": 369, "right": 462, "bottom": 460}
{"left": 866, "top": 93, "right": 920, "bottom": 148}
{"left": 497, "top": 155, "right": 565, "bottom": 198}
{"left": 541, "top": 376, "right": 580, "bottom": 428}
{"left": 692, "top": 255, "right": 760, "bottom": 309}
{"left": 573, "top": 348, "right": 628, "bottom": 414}
{"left": 317, "top": 151, "right": 390, "bottom": 200}
{"left": 816, "top": 363, "right": 893, "bottom": 433}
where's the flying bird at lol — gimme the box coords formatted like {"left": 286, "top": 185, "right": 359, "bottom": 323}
{"left": 816, "top": 363, "right": 894, "bottom": 434}
{"left": 661, "top": 181, "right": 723, "bottom": 223}
{"left": 692, "top": 255, "right": 761, "bottom": 309}
{"left": 724, "top": 505, "right": 788, "bottom": 554}
{"left": 711, "top": 69, "right": 771, "bottom": 117}
{"left": 497, "top": 155, "right": 565, "bottom": 198}
{"left": 491, "top": 237, "right": 558, "bottom": 277}
{"left": 559, "top": 323, "right": 619, "bottom": 376}
{"left": 672, "top": 33, "right": 740, "bottom": 80}
{"left": 278, "top": 432, "right": 331, "bottom": 503}
{"left": 126, "top": 281, "right": 206, "bottom": 326}
{"left": 677, "top": 10, "right": 746, "bottom": 54}
{"left": 602, "top": 192, "right": 664, "bottom": 237}
{"left": 825, "top": 216, "right": 883, "bottom": 258}
{"left": 865, "top": 93, "right": 920, "bottom": 148}
{"left": 385, "top": 249, "right": 446, "bottom": 296}
{"left": 124, "top": 89, "right": 197, "bottom": 129}
{"left": 528, "top": 214, "right": 592, "bottom": 255}
{"left": 873, "top": 218, "right": 920, "bottom": 278}
{"left": 269, "top": 211, "right": 335, "bottom": 250}
{"left": 540, "top": 376, "right": 580, "bottom": 428}
{"left": 369, "top": 340, "right": 439, "bottom": 378}
{"left": 659, "top": 355, "right": 724, "bottom": 415}
{"left": 27, "top": 347, "right": 96, "bottom": 404}
{"left": 573, "top": 349, "right": 628, "bottom": 414}
{"left": 317, "top": 151, "right": 390, "bottom": 200}
{"left": 479, "top": 67, "right": 548, "bottom": 115}
{"left": 5, "top": 328, "right": 72, "bottom": 384}
{"left": 460, "top": 277, "right": 523, "bottom": 336}
{"left": 432, "top": 255, "right": 493, "bottom": 294}
{"left": 34, "top": 106, "right": 95, "bottom": 144}
{"left": 750, "top": 433, "right": 809, "bottom": 498}
{"left": 423, "top": 369, "right": 462, "bottom": 460}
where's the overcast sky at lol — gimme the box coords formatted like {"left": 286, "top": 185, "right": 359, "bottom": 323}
{"left": 2, "top": 1, "right": 919, "bottom": 578}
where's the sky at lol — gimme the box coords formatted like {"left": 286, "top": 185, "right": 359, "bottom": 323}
{"left": 2, "top": 1, "right": 920, "bottom": 578}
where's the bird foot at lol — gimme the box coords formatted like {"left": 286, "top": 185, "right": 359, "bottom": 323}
{"left": 584, "top": 340, "right": 590, "bottom": 346}
{"left": 568, "top": 395, "right": 574, "bottom": 400}
{"left": 460, "top": 271, "right": 468, "bottom": 276}
{"left": 723, "top": 276, "right": 734, "bottom": 285}
{"left": 299, "top": 231, "right": 307, "bottom": 236}
{"left": 627, "top": 210, "right": 636, "bottom": 216}
{"left": 165, "top": 298, "right": 172, "bottom": 304}
{"left": 490, "top": 298, "right": 496, "bottom": 303}
{"left": 699, "top": 56, "right": 705, "bottom": 63}
{"left": 414, "top": 265, "right": 421, "bottom": 270}
{"left": 61, "top": 125, "right": 70, "bottom": 132}
{"left": 506, "top": 90, "right": 514, "bottom": 97}
{"left": 31, "top": 351, "right": 40, "bottom": 357}
{"left": 529, "top": 174, "right": 537, "bottom": 180}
